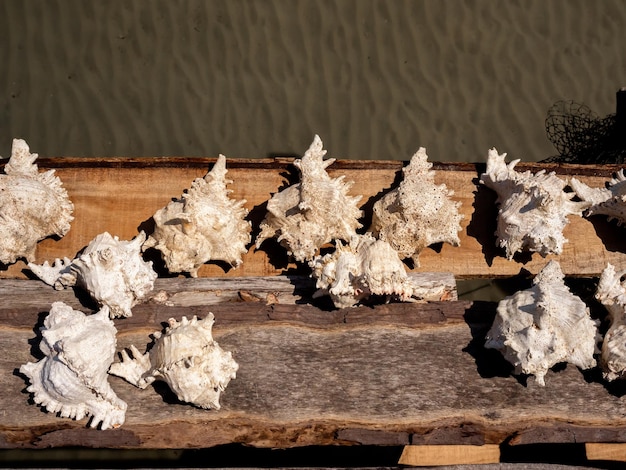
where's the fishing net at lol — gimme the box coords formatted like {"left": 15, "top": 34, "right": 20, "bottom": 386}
{"left": 543, "top": 100, "right": 625, "bottom": 164}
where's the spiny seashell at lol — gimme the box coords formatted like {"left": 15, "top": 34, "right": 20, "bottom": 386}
{"left": 309, "top": 233, "right": 441, "bottom": 309}
{"left": 143, "top": 155, "right": 251, "bottom": 277}
{"left": 0, "top": 139, "right": 74, "bottom": 264}
{"left": 256, "top": 135, "right": 363, "bottom": 262}
{"left": 480, "top": 148, "right": 589, "bottom": 259}
{"left": 109, "top": 314, "right": 238, "bottom": 410}
{"left": 595, "top": 263, "right": 626, "bottom": 381}
{"left": 485, "top": 260, "right": 599, "bottom": 386}
{"left": 28, "top": 232, "right": 157, "bottom": 318}
{"left": 20, "top": 302, "right": 126, "bottom": 429}
{"left": 370, "top": 147, "right": 463, "bottom": 266}
{"left": 570, "top": 170, "right": 626, "bottom": 225}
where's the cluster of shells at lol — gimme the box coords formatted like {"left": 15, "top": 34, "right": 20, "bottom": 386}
{"left": 5, "top": 140, "right": 244, "bottom": 429}
{"left": 481, "top": 149, "right": 626, "bottom": 386}
{"left": 6, "top": 135, "right": 626, "bottom": 428}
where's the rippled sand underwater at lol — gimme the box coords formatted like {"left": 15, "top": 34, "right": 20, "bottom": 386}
{"left": 1, "top": 0, "right": 625, "bottom": 161}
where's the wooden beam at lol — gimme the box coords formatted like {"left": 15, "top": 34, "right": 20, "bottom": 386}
{"left": 3, "top": 158, "right": 626, "bottom": 452}
{"left": 586, "top": 443, "right": 626, "bottom": 462}
{"left": 398, "top": 445, "right": 500, "bottom": 466}
{"left": 0, "top": 272, "right": 457, "bottom": 313}
{"left": 2, "top": 158, "right": 626, "bottom": 279}
{"left": 3, "top": 280, "right": 626, "bottom": 450}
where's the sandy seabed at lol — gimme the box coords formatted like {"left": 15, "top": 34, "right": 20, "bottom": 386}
{"left": 1, "top": 0, "right": 625, "bottom": 162}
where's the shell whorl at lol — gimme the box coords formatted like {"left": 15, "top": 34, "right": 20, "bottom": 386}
{"left": 20, "top": 302, "right": 127, "bottom": 429}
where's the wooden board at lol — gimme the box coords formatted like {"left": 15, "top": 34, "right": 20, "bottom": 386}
{"left": 2, "top": 157, "right": 626, "bottom": 279}
{"left": 398, "top": 445, "right": 501, "bottom": 466}
{"left": 586, "top": 443, "right": 626, "bottom": 462}
{"left": 3, "top": 157, "right": 626, "bottom": 455}
{"left": 3, "top": 280, "right": 626, "bottom": 450}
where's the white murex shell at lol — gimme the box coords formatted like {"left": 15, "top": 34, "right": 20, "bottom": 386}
{"left": 20, "top": 302, "right": 127, "bottom": 430}
{"left": 309, "top": 233, "right": 445, "bottom": 309}
{"left": 485, "top": 260, "right": 599, "bottom": 386}
{"left": 370, "top": 147, "right": 463, "bottom": 266}
{"left": 143, "top": 155, "right": 251, "bottom": 277}
{"left": 256, "top": 135, "right": 363, "bottom": 262}
{"left": 109, "top": 314, "right": 238, "bottom": 410}
{"left": 570, "top": 170, "right": 626, "bottom": 225}
{"left": 0, "top": 138, "right": 74, "bottom": 265}
{"left": 595, "top": 263, "right": 626, "bottom": 381}
{"left": 28, "top": 232, "right": 157, "bottom": 318}
{"left": 480, "top": 148, "right": 589, "bottom": 259}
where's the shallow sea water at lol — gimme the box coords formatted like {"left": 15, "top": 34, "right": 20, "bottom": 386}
{"left": 1, "top": 0, "right": 624, "bottom": 161}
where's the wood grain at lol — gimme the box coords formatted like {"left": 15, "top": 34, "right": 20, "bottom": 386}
{"left": 0, "top": 272, "right": 457, "bottom": 314}
{"left": 398, "top": 445, "right": 501, "bottom": 466}
{"left": 2, "top": 280, "right": 626, "bottom": 450}
{"left": 1, "top": 157, "right": 626, "bottom": 279}
{"left": 3, "top": 158, "right": 626, "bottom": 453}
{"left": 586, "top": 443, "right": 626, "bottom": 462}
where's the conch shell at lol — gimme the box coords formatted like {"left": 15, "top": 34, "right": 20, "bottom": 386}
{"left": 0, "top": 139, "right": 74, "bottom": 264}
{"left": 480, "top": 148, "right": 589, "bottom": 259}
{"left": 109, "top": 314, "right": 238, "bottom": 410}
{"left": 20, "top": 302, "right": 126, "bottom": 430}
{"left": 370, "top": 147, "right": 463, "bottom": 266}
{"left": 256, "top": 135, "right": 363, "bottom": 262}
{"left": 28, "top": 232, "right": 157, "bottom": 318}
{"left": 570, "top": 170, "right": 626, "bottom": 225}
{"left": 309, "top": 233, "right": 441, "bottom": 309}
{"left": 485, "top": 260, "right": 599, "bottom": 386}
{"left": 143, "top": 155, "right": 251, "bottom": 276}
{"left": 595, "top": 263, "right": 626, "bottom": 381}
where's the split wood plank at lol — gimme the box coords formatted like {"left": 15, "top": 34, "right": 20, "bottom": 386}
{"left": 0, "top": 272, "right": 457, "bottom": 314}
{"left": 1, "top": 157, "right": 626, "bottom": 279}
{"left": 3, "top": 280, "right": 626, "bottom": 450}
{"left": 398, "top": 445, "right": 501, "bottom": 466}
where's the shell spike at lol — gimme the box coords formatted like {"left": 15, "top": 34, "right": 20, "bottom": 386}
{"left": 205, "top": 155, "right": 228, "bottom": 186}
{"left": 4, "top": 139, "right": 39, "bottom": 176}
{"left": 571, "top": 169, "right": 626, "bottom": 225}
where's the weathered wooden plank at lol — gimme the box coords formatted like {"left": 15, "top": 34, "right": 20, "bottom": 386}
{"left": 0, "top": 278, "right": 467, "bottom": 333}
{"left": 3, "top": 157, "right": 626, "bottom": 453}
{"left": 0, "top": 272, "right": 456, "bottom": 315}
{"left": 2, "top": 284, "right": 626, "bottom": 450}
{"left": 1, "top": 158, "right": 626, "bottom": 279}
